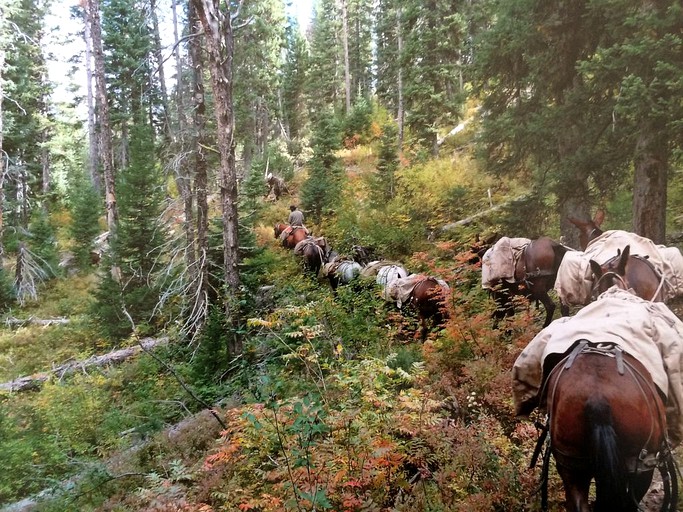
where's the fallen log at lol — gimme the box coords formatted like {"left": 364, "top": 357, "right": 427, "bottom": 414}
{"left": 439, "top": 203, "right": 506, "bottom": 232}
{"left": 439, "top": 194, "right": 532, "bottom": 233}
{"left": 4, "top": 316, "right": 70, "bottom": 327}
{"left": 0, "top": 337, "right": 169, "bottom": 393}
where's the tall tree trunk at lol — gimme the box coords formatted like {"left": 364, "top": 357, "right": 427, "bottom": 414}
{"left": 41, "top": 127, "right": 50, "bottom": 197}
{"left": 191, "top": 0, "right": 241, "bottom": 356}
{"left": 186, "top": 0, "right": 207, "bottom": 337}
{"left": 633, "top": 130, "right": 667, "bottom": 244}
{"left": 150, "top": 0, "right": 171, "bottom": 137}
{"left": 340, "top": 0, "right": 351, "bottom": 114}
{"left": 0, "top": 40, "right": 6, "bottom": 268}
{"left": 396, "top": 6, "right": 404, "bottom": 148}
{"left": 83, "top": 6, "right": 100, "bottom": 192}
{"left": 171, "top": 0, "right": 186, "bottom": 140}
{"left": 87, "top": 0, "right": 118, "bottom": 277}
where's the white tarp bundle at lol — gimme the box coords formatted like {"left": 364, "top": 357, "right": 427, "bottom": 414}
{"left": 481, "top": 237, "right": 531, "bottom": 289}
{"left": 512, "top": 287, "right": 683, "bottom": 441}
{"left": 554, "top": 230, "right": 683, "bottom": 306}
{"left": 384, "top": 275, "right": 450, "bottom": 306}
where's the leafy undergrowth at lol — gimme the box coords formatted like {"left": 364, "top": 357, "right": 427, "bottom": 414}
{"left": 0, "top": 274, "right": 104, "bottom": 381}
{"left": 3, "top": 139, "right": 682, "bottom": 512}
{"left": 23, "top": 248, "right": 572, "bottom": 512}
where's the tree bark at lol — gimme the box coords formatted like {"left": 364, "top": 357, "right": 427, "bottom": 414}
{"left": 633, "top": 130, "right": 667, "bottom": 244}
{"left": 340, "top": 0, "right": 351, "bottom": 114}
{"left": 191, "top": 0, "right": 241, "bottom": 355}
{"left": 0, "top": 35, "right": 6, "bottom": 268}
{"left": 396, "top": 5, "right": 404, "bottom": 149}
{"left": 187, "top": 0, "right": 208, "bottom": 337}
{"left": 87, "top": 0, "right": 118, "bottom": 257}
{"left": 150, "top": 0, "right": 171, "bottom": 138}
{"left": 82, "top": 6, "right": 101, "bottom": 192}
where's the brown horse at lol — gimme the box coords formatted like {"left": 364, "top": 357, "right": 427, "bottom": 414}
{"left": 589, "top": 245, "right": 665, "bottom": 302}
{"left": 568, "top": 209, "right": 605, "bottom": 250}
{"left": 410, "top": 277, "right": 450, "bottom": 340}
{"left": 490, "top": 237, "right": 571, "bottom": 328}
{"left": 274, "top": 223, "right": 309, "bottom": 249}
{"left": 544, "top": 343, "right": 677, "bottom": 512}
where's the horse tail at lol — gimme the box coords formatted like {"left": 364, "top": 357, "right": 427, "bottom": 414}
{"left": 585, "top": 396, "right": 629, "bottom": 510}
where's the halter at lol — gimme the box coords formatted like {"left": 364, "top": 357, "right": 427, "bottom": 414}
{"left": 591, "top": 270, "right": 629, "bottom": 299}
{"left": 591, "top": 255, "right": 667, "bottom": 302}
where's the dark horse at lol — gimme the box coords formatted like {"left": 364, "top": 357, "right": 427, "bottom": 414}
{"left": 410, "top": 276, "right": 450, "bottom": 340}
{"left": 544, "top": 342, "right": 677, "bottom": 512}
{"left": 274, "top": 223, "right": 309, "bottom": 249}
{"left": 298, "top": 238, "right": 329, "bottom": 276}
{"left": 568, "top": 209, "right": 605, "bottom": 250}
{"left": 590, "top": 245, "right": 665, "bottom": 302}
{"left": 491, "top": 237, "right": 571, "bottom": 328}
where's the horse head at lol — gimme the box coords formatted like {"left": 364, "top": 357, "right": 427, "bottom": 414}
{"left": 589, "top": 245, "right": 663, "bottom": 302}
{"left": 274, "top": 223, "right": 287, "bottom": 238}
{"left": 568, "top": 209, "right": 605, "bottom": 250}
{"left": 351, "top": 244, "right": 376, "bottom": 265}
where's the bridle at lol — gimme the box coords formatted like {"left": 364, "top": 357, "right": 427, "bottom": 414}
{"left": 591, "top": 270, "right": 628, "bottom": 299}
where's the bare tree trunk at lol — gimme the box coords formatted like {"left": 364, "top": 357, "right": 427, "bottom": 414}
{"left": 171, "top": 0, "right": 186, "bottom": 139}
{"left": 340, "top": 0, "right": 351, "bottom": 114}
{"left": 83, "top": 7, "right": 101, "bottom": 192}
{"left": 150, "top": 0, "right": 171, "bottom": 137}
{"left": 187, "top": 0, "right": 208, "bottom": 337}
{"left": 633, "top": 131, "right": 667, "bottom": 244}
{"left": 0, "top": 40, "right": 6, "bottom": 268}
{"left": 87, "top": 0, "right": 119, "bottom": 278}
{"left": 41, "top": 127, "right": 50, "bottom": 197}
{"left": 19, "top": 166, "right": 28, "bottom": 228}
{"left": 396, "top": 6, "right": 404, "bottom": 149}
{"left": 191, "top": 0, "right": 241, "bottom": 356}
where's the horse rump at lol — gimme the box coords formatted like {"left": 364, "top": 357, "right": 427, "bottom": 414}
{"left": 584, "top": 397, "right": 628, "bottom": 510}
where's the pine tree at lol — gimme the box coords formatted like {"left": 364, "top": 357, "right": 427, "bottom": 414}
{"left": 370, "top": 122, "right": 399, "bottom": 206}
{"left": 233, "top": 0, "right": 287, "bottom": 171}
{"left": 473, "top": 0, "right": 682, "bottom": 244}
{"left": 300, "top": 114, "right": 343, "bottom": 223}
{"left": 3, "top": 0, "right": 51, "bottom": 231}
{"left": 93, "top": 119, "right": 165, "bottom": 338}
{"left": 307, "top": 0, "right": 342, "bottom": 117}
{"left": 402, "top": 0, "right": 467, "bottom": 152}
{"left": 101, "top": 0, "right": 157, "bottom": 168}
{"left": 28, "top": 210, "right": 59, "bottom": 278}
{"left": 281, "top": 18, "right": 310, "bottom": 144}
{"left": 69, "top": 174, "right": 102, "bottom": 269}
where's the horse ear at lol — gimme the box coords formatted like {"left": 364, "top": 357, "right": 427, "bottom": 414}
{"left": 567, "top": 216, "right": 583, "bottom": 228}
{"left": 590, "top": 259, "right": 603, "bottom": 278}
{"left": 593, "top": 209, "right": 605, "bottom": 227}
{"left": 617, "top": 245, "right": 630, "bottom": 275}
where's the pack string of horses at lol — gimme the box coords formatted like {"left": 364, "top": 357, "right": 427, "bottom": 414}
{"left": 273, "top": 221, "right": 450, "bottom": 341}
{"left": 482, "top": 210, "right": 683, "bottom": 512}
{"left": 274, "top": 210, "right": 683, "bottom": 511}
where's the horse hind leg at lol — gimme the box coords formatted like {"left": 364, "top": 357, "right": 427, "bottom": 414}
{"left": 556, "top": 465, "right": 592, "bottom": 512}
{"left": 539, "top": 291, "right": 556, "bottom": 327}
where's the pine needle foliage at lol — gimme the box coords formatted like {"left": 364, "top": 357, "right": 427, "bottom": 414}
{"left": 28, "top": 210, "right": 59, "bottom": 278}
{"left": 300, "top": 114, "right": 344, "bottom": 223}
{"left": 68, "top": 175, "right": 103, "bottom": 269}
{"left": 370, "top": 122, "right": 400, "bottom": 206}
{"left": 93, "top": 121, "right": 166, "bottom": 339}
